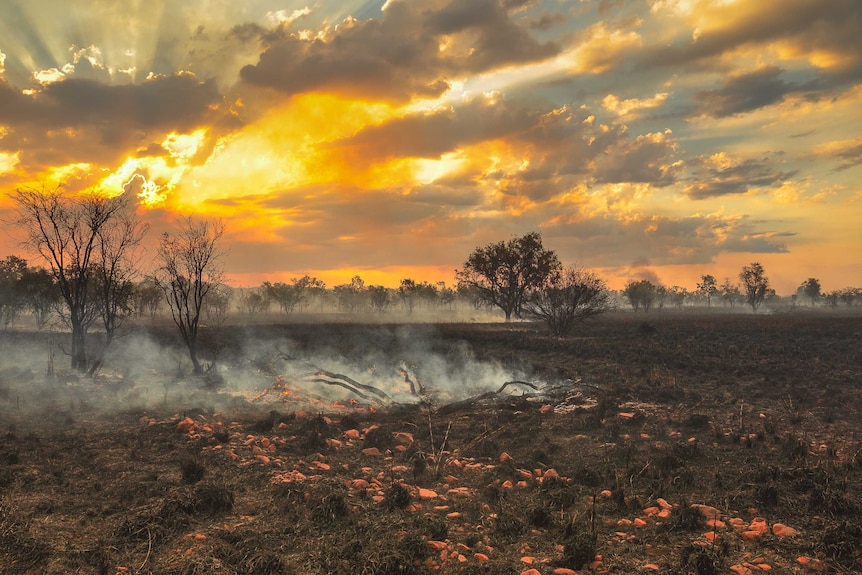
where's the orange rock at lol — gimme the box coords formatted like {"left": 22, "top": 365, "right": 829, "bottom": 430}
{"left": 501, "top": 480, "right": 514, "bottom": 489}
{"left": 540, "top": 404, "right": 555, "bottom": 414}
{"left": 703, "top": 531, "right": 718, "bottom": 542}
{"left": 553, "top": 569, "right": 577, "bottom": 575}
{"left": 475, "top": 553, "right": 489, "bottom": 562}
{"left": 618, "top": 412, "right": 635, "bottom": 418}
{"left": 350, "top": 479, "right": 369, "bottom": 489}
{"left": 418, "top": 488, "right": 438, "bottom": 499}
{"left": 543, "top": 468, "right": 560, "bottom": 479}
{"left": 176, "top": 417, "right": 195, "bottom": 432}
{"left": 427, "top": 540, "right": 447, "bottom": 551}
{"left": 312, "top": 461, "right": 331, "bottom": 470}
{"left": 756, "top": 564, "right": 772, "bottom": 570}
{"left": 393, "top": 431, "right": 414, "bottom": 446}
{"left": 344, "top": 429, "right": 361, "bottom": 440}
{"left": 499, "top": 451, "right": 514, "bottom": 463}
{"left": 692, "top": 504, "right": 721, "bottom": 521}
{"left": 643, "top": 564, "right": 660, "bottom": 571}
{"left": 796, "top": 556, "right": 810, "bottom": 565}
{"left": 520, "top": 556, "right": 535, "bottom": 564}
{"left": 729, "top": 565, "right": 752, "bottom": 575}
{"left": 520, "top": 570, "right": 542, "bottom": 575}
{"left": 657, "top": 508, "right": 671, "bottom": 519}
{"left": 633, "top": 518, "right": 648, "bottom": 527}
{"left": 742, "top": 531, "right": 763, "bottom": 541}
{"left": 361, "top": 447, "right": 382, "bottom": 457}
{"left": 644, "top": 506, "right": 660, "bottom": 516}
{"left": 599, "top": 489, "right": 613, "bottom": 498}
{"left": 705, "top": 519, "right": 725, "bottom": 529}
{"left": 749, "top": 518, "right": 769, "bottom": 533}
{"left": 772, "top": 523, "right": 799, "bottom": 538}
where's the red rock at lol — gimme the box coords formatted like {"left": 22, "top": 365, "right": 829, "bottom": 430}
{"left": 772, "top": 523, "right": 799, "bottom": 537}
{"left": 692, "top": 504, "right": 721, "bottom": 520}
{"left": 176, "top": 417, "right": 195, "bottom": 432}
{"left": 361, "top": 447, "right": 382, "bottom": 456}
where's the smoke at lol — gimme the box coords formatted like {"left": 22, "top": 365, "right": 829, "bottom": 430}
{"left": 0, "top": 321, "right": 540, "bottom": 429}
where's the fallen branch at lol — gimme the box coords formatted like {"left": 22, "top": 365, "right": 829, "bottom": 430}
{"left": 436, "top": 380, "right": 543, "bottom": 414}
{"left": 308, "top": 366, "right": 392, "bottom": 402}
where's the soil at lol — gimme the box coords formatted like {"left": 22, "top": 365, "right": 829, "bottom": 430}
{"left": 1, "top": 311, "right": 861, "bottom": 575}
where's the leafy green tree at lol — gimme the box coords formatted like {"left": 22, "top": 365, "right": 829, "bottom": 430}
{"left": 697, "top": 274, "right": 718, "bottom": 307}
{"left": 669, "top": 286, "right": 688, "bottom": 309}
{"left": 739, "top": 262, "right": 769, "bottom": 311}
{"left": 333, "top": 275, "right": 367, "bottom": 313}
{"left": 623, "top": 279, "right": 657, "bottom": 312}
{"left": 523, "top": 266, "right": 610, "bottom": 336}
{"left": 133, "top": 278, "right": 163, "bottom": 319}
{"left": 18, "top": 266, "right": 59, "bottom": 328}
{"left": 720, "top": 277, "right": 741, "bottom": 307}
{"left": 368, "top": 285, "right": 391, "bottom": 314}
{"left": 456, "top": 232, "right": 561, "bottom": 321}
{"left": 797, "top": 278, "right": 821, "bottom": 307}
{"left": 0, "top": 256, "right": 28, "bottom": 329}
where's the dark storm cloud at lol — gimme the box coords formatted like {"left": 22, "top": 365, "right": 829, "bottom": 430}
{"left": 684, "top": 155, "right": 797, "bottom": 200}
{"left": 542, "top": 212, "right": 793, "bottom": 268}
{"left": 0, "top": 73, "right": 221, "bottom": 131}
{"left": 0, "top": 73, "right": 225, "bottom": 168}
{"left": 240, "top": 0, "right": 559, "bottom": 102}
{"left": 693, "top": 66, "right": 795, "bottom": 118}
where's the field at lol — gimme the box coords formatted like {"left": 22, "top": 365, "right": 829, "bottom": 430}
{"left": 1, "top": 311, "right": 861, "bottom": 574}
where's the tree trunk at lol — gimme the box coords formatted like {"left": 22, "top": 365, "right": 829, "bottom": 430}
{"left": 71, "top": 326, "right": 87, "bottom": 371}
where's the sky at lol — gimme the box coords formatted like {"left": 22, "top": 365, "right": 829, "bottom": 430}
{"left": 0, "top": 0, "right": 860, "bottom": 294}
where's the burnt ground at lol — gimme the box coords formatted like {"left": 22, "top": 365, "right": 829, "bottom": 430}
{"left": 1, "top": 311, "right": 861, "bottom": 574}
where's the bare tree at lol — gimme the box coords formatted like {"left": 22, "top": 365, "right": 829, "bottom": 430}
{"left": 523, "top": 266, "right": 610, "bottom": 336}
{"left": 156, "top": 217, "right": 225, "bottom": 374}
{"left": 10, "top": 186, "right": 145, "bottom": 371}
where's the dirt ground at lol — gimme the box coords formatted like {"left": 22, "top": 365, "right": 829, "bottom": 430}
{"left": 1, "top": 311, "right": 861, "bottom": 575}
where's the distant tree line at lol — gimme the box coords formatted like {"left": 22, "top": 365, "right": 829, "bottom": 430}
{"left": 4, "top": 186, "right": 861, "bottom": 373}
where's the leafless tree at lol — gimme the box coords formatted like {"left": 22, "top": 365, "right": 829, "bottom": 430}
{"left": 524, "top": 266, "right": 610, "bottom": 335}
{"left": 10, "top": 186, "right": 146, "bottom": 371}
{"left": 156, "top": 217, "right": 225, "bottom": 374}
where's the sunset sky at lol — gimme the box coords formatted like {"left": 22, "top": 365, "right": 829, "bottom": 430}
{"left": 1, "top": 0, "right": 860, "bottom": 294}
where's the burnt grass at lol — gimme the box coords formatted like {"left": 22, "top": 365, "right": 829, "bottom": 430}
{"left": 1, "top": 311, "right": 861, "bottom": 574}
